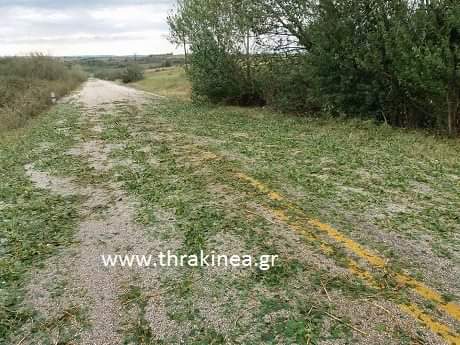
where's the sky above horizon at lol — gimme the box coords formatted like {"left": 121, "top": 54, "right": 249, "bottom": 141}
{"left": 0, "top": 0, "right": 179, "bottom": 56}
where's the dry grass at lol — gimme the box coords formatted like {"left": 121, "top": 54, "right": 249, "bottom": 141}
{"left": 0, "top": 55, "right": 86, "bottom": 132}
{"left": 130, "top": 66, "right": 191, "bottom": 100}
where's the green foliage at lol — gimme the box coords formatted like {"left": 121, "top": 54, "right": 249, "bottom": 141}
{"left": 308, "top": 0, "right": 460, "bottom": 132}
{"left": 94, "top": 69, "right": 123, "bottom": 81}
{"left": 169, "top": 0, "right": 264, "bottom": 106}
{"left": 0, "top": 105, "right": 81, "bottom": 341}
{"left": 121, "top": 64, "right": 145, "bottom": 83}
{"left": 188, "top": 34, "right": 245, "bottom": 103}
{"left": 169, "top": 0, "right": 460, "bottom": 135}
{"left": 76, "top": 54, "right": 184, "bottom": 80}
{"left": 258, "top": 56, "right": 319, "bottom": 113}
{"left": 120, "top": 285, "right": 154, "bottom": 344}
{"left": 162, "top": 59, "right": 173, "bottom": 68}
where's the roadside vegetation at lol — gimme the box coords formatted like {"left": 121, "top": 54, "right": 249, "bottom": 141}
{"left": 0, "top": 105, "right": 84, "bottom": 342}
{"left": 98, "top": 92, "right": 460, "bottom": 344}
{"left": 121, "top": 65, "right": 459, "bottom": 344}
{"left": 168, "top": 0, "right": 460, "bottom": 135}
{"left": 121, "top": 64, "right": 145, "bottom": 83}
{"left": 0, "top": 55, "right": 86, "bottom": 132}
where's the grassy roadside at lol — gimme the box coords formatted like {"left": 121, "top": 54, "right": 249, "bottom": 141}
{"left": 0, "top": 56, "right": 86, "bottom": 132}
{"left": 122, "top": 69, "right": 459, "bottom": 342}
{"left": 97, "top": 98, "right": 459, "bottom": 343}
{"left": 0, "top": 104, "right": 84, "bottom": 342}
{"left": 98, "top": 106, "right": 373, "bottom": 344}
{"left": 152, "top": 101, "right": 460, "bottom": 290}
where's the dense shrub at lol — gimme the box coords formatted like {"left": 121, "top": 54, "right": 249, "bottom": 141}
{"left": 188, "top": 34, "right": 246, "bottom": 103}
{"left": 308, "top": 0, "right": 460, "bottom": 132}
{"left": 189, "top": 46, "right": 264, "bottom": 105}
{"left": 121, "top": 64, "right": 144, "bottom": 83}
{"left": 258, "top": 56, "right": 318, "bottom": 113}
{"left": 168, "top": 0, "right": 264, "bottom": 106}
{"left": 0, "top": 55, "right": 87, "bottom": 131}
{"left": 169, "top": 0, "right": 460, "bottom": 135}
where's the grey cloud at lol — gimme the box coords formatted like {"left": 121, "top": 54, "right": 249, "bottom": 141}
{"left": 0, "top": 13, "right": 168, "bottom": 39}
{"left": 0, "top": 34, "right": 152, "bottom": 44}
{"left": 0, "top": 0, "right": 176, "bottom": 55}
{"left": 0, "top": 0, "right": 175, "bottom": 10}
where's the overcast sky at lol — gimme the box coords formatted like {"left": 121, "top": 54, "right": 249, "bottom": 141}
{"left": 0, "top": 0, "right": 179, "bottom": 56}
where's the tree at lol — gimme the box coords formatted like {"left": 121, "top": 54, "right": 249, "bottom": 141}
{"left": 168, "top": 0, "right": 460, "bottom": 134}
{"left": 121, "top": 64, "right": 144, "bottom": 83}
{"left": 167, "top": 1, "right": 190, "bottom": 68}
{"left": 168, "top": 0, "right": 264, "bottom": 104}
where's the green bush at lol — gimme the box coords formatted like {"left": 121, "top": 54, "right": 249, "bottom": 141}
{"left": 188, "top": 35, "right": 244, "bottom": 103}
{"left": 258, "top": 56, "right": 319, "bottom": 113}
{"left": 169, "top": 0, "right": 460, "bottom": 135}
{"left": 121, "top": 64, "right": 144, "bottom": 83}
{"left": 306, "top": 0, "right": 460, "bottom": 133}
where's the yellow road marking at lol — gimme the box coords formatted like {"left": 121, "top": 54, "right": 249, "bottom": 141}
{"left": 260, "top": 204, "right": 381, "bottom": 287}
{"left": 305, "top": 217, "right": 460, "bottom": 320}
{"left": 260, "top": 198, "right": 460, "bottom": 344}
{"left": 164, "top": 143, "right": 459, "bottom": 342}
{"left": 400, "top": 304, "right": 460, "bottom": 345}
{"left": 237, "top": 172, "right": 460, "bottom": 344}
{"left": 396, "top": 274, "right": 460, "bottom": 321}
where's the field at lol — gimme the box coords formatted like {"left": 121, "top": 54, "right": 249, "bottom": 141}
{"left": 73, "top": 54, "right": 185, "bottom": 81}
{"left": 1, "top": 70, "right": 459, "bottom": 344}
{"left": 130, "top": 67, "right": 191, "bottom": 99}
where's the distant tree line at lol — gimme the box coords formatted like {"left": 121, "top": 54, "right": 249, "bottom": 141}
{"left": 168, "top": 0, "right": 460, "bottom": 135}
{"left": 78, "top": 55, "right": 183, "bottom": 82}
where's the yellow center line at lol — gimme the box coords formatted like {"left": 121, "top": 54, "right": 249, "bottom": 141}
{"left": 306, "top": 217, "right": 460, "bottom": 320}
{"left": 400, "top": 304, "right": 460, "bottom": 345}
{"left": 259, "top": 197, "right": 460, "bottom": 344}
{"left": 236, "top": 172, "right": 460, "bottom": 344}
{"left": 266, "top": 206, "right": 376, "bottom": 284}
